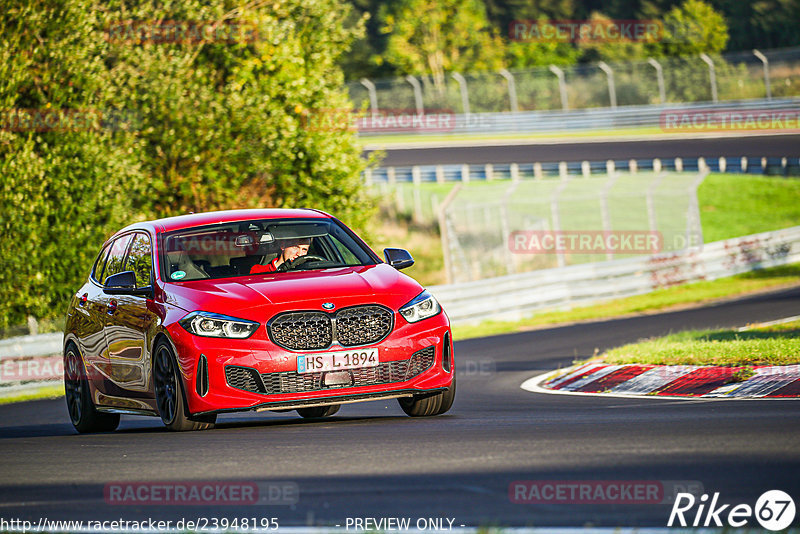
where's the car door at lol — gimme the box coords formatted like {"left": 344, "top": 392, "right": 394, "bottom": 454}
{"left": 78, "top": 233, "right": 134, "bottom": 400}
{"left": 72, "top": 243, "right": 113, "bottom": 393}
{"left": 103, "top": 232, "right": 158, "bottom": 404}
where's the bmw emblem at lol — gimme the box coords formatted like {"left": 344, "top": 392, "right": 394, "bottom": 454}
{"left": 322, "top": 302, "right": 335, "bottom": 310}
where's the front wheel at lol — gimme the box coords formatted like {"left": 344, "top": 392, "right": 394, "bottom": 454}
{"left": 64, "top": 344, "right": 120, "bottom": 433}
{"left": 153, "top": 340, "right": 216, "bottom": 431}
{"left": 398, "top": 376, "right": 456, "bottom": 417}
{"left": 297, "top": 404, "right": 341, "bottom": 418}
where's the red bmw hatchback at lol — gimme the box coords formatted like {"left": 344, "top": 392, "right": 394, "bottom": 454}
{"left": 64, "top": 209, "right": 455, "bottom": 432}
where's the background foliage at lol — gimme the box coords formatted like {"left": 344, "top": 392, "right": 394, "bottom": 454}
{"left": 0, "top": 0, "right": 372, "bottom": 329}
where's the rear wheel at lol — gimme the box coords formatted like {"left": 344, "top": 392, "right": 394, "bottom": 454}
{"left": 153, "top": 340, "right": 216, "bottom": 431}
{"left": 398, "top": 375, "right": 456, "bottom": 417}
{"left": 64, "top": 344, "right": 120, "bottom": 433}
{"left": 297, "top": 405, "right": 341, "bottom": 418}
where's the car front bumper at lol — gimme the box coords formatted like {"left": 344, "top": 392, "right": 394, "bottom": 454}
{"left": 167, "top": 313, "right": 454, "bottom": 415}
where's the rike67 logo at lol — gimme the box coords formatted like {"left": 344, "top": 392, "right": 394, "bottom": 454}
{"left": 668, "top": 490, "right": 796, "bottom": 530}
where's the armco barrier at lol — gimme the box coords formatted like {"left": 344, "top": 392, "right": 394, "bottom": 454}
{"left": 357, "top": 97, "right": 800, "bottom": 137}
{"left": 428, "top": 225, "right": 800, "bottom": 324}
{"left": 1, "top": 226, "right": 799, "bottom": 397}
{"left": 0, "top": 333, "right": 64, "bottom": 398}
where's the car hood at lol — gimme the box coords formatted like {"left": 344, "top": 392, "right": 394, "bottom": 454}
{"left": 161, "top": 264, "right": 424, "bottom": 319}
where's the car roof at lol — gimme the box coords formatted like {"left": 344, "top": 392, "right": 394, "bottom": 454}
{"left": 114, "top": 208, "right": 332, "bottom": 237}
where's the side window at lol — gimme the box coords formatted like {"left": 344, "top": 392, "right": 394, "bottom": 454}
{"left": 100, "top": 234, "right": 134, "bottom": 285}
{"left": 125, "top": 233, "right": 153, "bottom": 288}
{"left": 92, "top": 244, "right": 112, "bottom": 282}
{"left": 330, "top": 235, "right": 361, "bottom": 265}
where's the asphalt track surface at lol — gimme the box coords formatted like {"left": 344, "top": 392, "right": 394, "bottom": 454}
{"left": 2, "top": 285, "right": 800, "bottom": 528}
{"left": 368, "top": 133, "right": 800, "bottom": 167}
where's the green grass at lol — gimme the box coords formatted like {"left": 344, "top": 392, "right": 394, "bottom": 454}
{"left": 451, "top": 263, "right": 800, "bottom": 340}
{"left": 359, "top": 126, "right": 674, "bottom": 147}
{"left": 697, "top": 174, "right": 800, "bottom": 242}
{"left": 602, "top": 319, "right": 800, "bottom": 367}
{"left": 0, "top": 384, "right": 64, "bottom": 405}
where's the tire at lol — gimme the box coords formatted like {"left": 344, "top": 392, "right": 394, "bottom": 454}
{"left": 153, "top": 340, "right": 216, "bottom": 431}
{"left": 64, "top": 343, "right": 120, "bottom": 433}
{"left": 398, "top": 375, "right": 456, "bottom": 417}
{"left": 297, "top": 404, "right": 341, "bottom": 418}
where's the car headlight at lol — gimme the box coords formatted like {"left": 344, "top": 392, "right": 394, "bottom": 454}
{"left": 399, "top": 290, "right": 441, "bottom": 323}
{"left": 178, "top": 311, "right": 259, "bottom": 339}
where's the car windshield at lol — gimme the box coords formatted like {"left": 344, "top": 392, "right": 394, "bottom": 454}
{"left": 161, "top": 218, "right": 377, "bottom": 281}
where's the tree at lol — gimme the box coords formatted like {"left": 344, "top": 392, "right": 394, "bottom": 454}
{"left": 661, "top": 0, "right": 728, "bottom": 56}
{"left": 0, "top": 0, "right": 143, "bottom": 329}
{"left": 379, "top": 0, "right": 506, "bottom": 93}
{"left": 0, "top": 0, "right": 375, "bottom": 328}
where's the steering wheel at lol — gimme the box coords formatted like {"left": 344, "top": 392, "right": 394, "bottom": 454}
{"left": 276, "top": 255, "right": 327, "bottom": 272}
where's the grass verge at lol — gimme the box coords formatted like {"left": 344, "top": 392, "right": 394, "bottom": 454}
{"left": 451, "top": 263, "right": 800, "bottom": 341}
{"left": 359, "top": 126, "right": 667, "bottom": 147}
{"left": 602, "top": 319, "right": 800, "bottom": 367}
{"left": 0, "top": 384, "right": 64, "bottom": 405}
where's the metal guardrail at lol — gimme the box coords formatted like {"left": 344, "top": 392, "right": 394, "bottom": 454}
{"left": 356, "top": 97, "right": 800, "bottom": 137}
{"left": 428, "top": 225, "right": 800, "bottom": 324}
{"left": 3, "top": 227, "right": 799, "bottom": 397}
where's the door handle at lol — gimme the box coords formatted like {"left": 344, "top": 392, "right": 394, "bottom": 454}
{"left": 107, "top": 300, "right": 118, "bottom": 315}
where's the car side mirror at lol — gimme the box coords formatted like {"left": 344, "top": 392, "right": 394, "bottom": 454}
{"left": 383, "top": 248, "right": 414, "bottom": 270}
{"left": 105, "top": 270, "right": 153, "bottom": 297}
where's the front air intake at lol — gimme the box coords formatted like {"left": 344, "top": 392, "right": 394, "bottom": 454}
{"left": 196, "top": 354, "right": 209, "bottom": 397}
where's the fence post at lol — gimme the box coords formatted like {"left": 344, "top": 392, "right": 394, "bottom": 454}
{"left": 359, "top": 78, "right": 379, "bottom": 117}
{"left": 646, "top": 172, "right": 667, "bottom": 238}
{"left": 404, "top": 75, "right": 425, "bottom": 115}
{"left": 753, "top": 49, "right": 772, "bottom": 100}
{"left": 412, "top": 166, "right": 423, "bottom": 222}
{"left": 435, "top": 165, "right": 445, "bottom": 184}
{"left": 549, "top": 65, "right": 569, "bottom": 111}
{"left": 699, "top": 53, "right": 718, "bottom": 103}
{"left": 438, "top": 184, "right": 463, "bottom": 285}
{"left": 499, "top": 69, "right": 519, "bottom": 113}
{"left": 451, "top": 72, "right": 470, "bottom": 115}
{"left": 597, "top": 62, "right": 617, "bottom": 108}
{"left": 501, "top": 181, "right": 521, "bottom": 274}
{"left": 551, "top": 179, "right": 571, "bottom": 268}
{"left": 601, "top": 172, "right": 622, "bottom": 260}
{"left": 647, "top": 58, "right": 666, "bottom": 104}
{"left": 461, "top": 164, "right": 470, "bottom": 183}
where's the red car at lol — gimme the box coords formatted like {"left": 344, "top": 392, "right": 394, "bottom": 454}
{"left": 63, "top": 209, "right": 455, "bottom": 432}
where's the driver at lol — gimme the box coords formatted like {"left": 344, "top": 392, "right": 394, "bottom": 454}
{"left": 250, "top": 237, "right": 311, "bottom": 274}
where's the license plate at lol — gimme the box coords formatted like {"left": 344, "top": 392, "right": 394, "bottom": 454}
{"left": 297, "top": 348, "right": 379, "bottom": 374}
